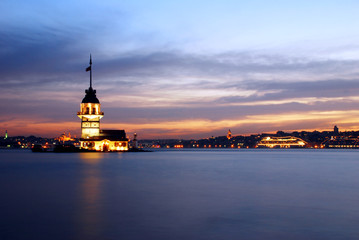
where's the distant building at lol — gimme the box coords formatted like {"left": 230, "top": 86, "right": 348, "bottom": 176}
{"left": 133, "top": 132, "right": 138, "bottom": 148}
{"left": 334, "top": 125, "right": 339, "bottom": 135}
{"left": 55, "top": 132, "right": 74, "bottom": 142}
{"left": 257, "top": 136, "right": 307, "bottom": 148}
{"left": 77, "top": 56, "right": 128, "bottom": 151}
{"left": 227, "top": 129, "right": 232, "bottom": 140}
{"left": 322, "top": 137, "right": 359, "bottom": 148}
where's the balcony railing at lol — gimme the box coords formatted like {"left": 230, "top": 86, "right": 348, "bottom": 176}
{"left": 77, "top": 111, "right": 104, "bottom": 115}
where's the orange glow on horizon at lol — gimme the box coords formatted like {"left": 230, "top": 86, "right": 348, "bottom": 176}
{"left": 3, "top": 109, "right": 359, "bottom": 138}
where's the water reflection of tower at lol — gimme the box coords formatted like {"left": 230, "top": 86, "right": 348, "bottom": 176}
{"left": 76, "top": 152, "right": 103, "bottom": 239}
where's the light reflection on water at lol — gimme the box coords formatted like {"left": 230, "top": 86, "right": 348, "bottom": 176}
{"left": 77, "top": 152, "right": 103, "bottom": 240}
{"left": 76, "top": 152, "right": 125, "bottom": 239}
{"left": 79, "top": 152, "right": 104, "bottom": 164}
{"left": 1, "top": 149, "right": 359, "bottom": 240}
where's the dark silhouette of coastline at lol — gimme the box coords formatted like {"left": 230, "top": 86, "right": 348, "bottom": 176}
{"left": 3, "top": 126, "right": 359, "bottom": 151}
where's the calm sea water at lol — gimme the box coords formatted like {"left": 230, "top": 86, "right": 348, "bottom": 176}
{"left": 1, "top": 149, "right": 359, "bottom": 240}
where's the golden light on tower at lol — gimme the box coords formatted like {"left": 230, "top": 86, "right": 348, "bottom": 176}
{"left": 77, "top": 101, "right": 104, "bottom": 138}
{"left": 77, "top": 55, "right": 128, "bottom": 151}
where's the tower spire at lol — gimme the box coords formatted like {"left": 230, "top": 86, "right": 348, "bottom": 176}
{"left": 86, "top": 54, "right": 93, "bottom": 88}
{"left": 89, "top": 54, "right": 92, "bottom": 88}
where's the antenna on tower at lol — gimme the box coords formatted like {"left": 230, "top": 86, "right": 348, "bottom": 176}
{"left": 90, "top": 54, "right": 92, "bottom": 88}
{"left": 86, "top": 54, "right": 93, "bottom": 88}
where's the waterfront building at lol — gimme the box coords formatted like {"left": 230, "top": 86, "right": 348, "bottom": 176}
{"left": 257, "top": 136, "right": 307, "bottom": 148}
{"left": 322, "top": 137, "right": 359, "bottom": 148}
{"left": 77, "top": 56, "right": 128, "bottom": 151}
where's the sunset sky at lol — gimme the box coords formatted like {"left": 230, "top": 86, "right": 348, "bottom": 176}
{"left": 1, "top": 0, "right": 359, "bottom": 139}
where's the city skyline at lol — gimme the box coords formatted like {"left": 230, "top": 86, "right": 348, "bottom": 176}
{"left": 1, "top": 1, "right": 359, "bottom": 138}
